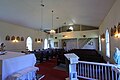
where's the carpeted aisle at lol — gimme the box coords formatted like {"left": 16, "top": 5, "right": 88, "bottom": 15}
{"left": 35, "top": 59, "right": 68, "bottom": 80}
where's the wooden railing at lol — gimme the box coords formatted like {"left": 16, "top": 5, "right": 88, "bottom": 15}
{"left": 64, "top": 53, "right": 120, "bottom": 80}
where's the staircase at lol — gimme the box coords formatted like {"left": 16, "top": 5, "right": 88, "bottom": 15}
{"left": 79, "top": 38, "right": 91, "bottom": 49}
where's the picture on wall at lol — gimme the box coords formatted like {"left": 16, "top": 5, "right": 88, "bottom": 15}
{"left": 5, "top": 35, "right": 10, "bottom": 41}
{"left": 54, "top": 42, "right": 58, "bottom": 47}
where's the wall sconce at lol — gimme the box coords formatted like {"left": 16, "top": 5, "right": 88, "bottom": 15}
{"left": 37, "top": 38, "right": 41, "bottom": 43}
{"left": 12, "top": 38, "right": 19, "bottom": 43}
{"left": 35, "top": 38, "right": 42, "bottom": 43}
{"left": 114, "top": 23, "right": 120, "bottom": 38}
{"left": 63, "top": 35, "right": 68, "bottom": 38}
{"left": 11, "top": 36, "right": 19, "bottom": 43}
{"left": 101, "top": 33, "right": 105, "bottom": 41}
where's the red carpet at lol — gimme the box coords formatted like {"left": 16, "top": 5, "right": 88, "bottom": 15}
{"left": 36, "top": 59, "right": 68, "bottom": 80}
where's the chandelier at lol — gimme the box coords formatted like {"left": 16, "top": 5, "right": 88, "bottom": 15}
{"left": 50, "top": 10, "right": 56, "bottom": 34}
{"left": 50, "top": 29, "right": 55, "bottom": 34}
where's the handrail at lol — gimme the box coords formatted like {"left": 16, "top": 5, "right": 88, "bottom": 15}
{"left": 78, "top": 61, "right": 115, "bottom": 67}
{"left": 79, "top": 38, "right": 91, "bottom": 49}
{"left": 77, "top": 61, "right": 120, "bottom": 80}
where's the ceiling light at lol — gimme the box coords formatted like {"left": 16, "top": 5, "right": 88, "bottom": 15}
{"left": 50, "top": 10, "right": 56, "bottom": 34}
{"left": 50, "top": 29, "right": 56, "bottom": 34}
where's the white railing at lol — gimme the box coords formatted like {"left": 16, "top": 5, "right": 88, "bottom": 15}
{"left": 77, "top": 61, "right": 120, "bottom": 80}
{"left": 64, "top": 53, "right": 120, "bottom": 80}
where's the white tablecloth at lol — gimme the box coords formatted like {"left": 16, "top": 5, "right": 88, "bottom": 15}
{"left": 7, "top": 66, "right": 38, "bottom": 80}
{"left": 0, "top": 51, "right": 36, "bottom": 80}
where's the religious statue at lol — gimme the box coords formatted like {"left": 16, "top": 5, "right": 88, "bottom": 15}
{"left": 113, "top": 47, "right": 120, "bottom": 80}
{"left": 0, "top": 43, "right": 5, "bottom": 51}
{"left": 113, "top": 47, "right": 120, "bottom": 65}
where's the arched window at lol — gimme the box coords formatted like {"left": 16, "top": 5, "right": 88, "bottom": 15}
{"left": 99, "top": 35, "right": 102, "bottom": 51}
{"left": 105, "top": 29, "right": 110, "bottom": 58}
{"left": 26, "top": 37, "right": 32, "bottom": 51}
{"left": 69, "top": 26, "right": 73, "bottom": 31}
{"left": 44, "top": 39, "right": 48, "bottom": 49}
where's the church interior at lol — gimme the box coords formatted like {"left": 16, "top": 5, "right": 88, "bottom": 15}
{"left": 0, "top": 0, "right": 120, "bottom": 80}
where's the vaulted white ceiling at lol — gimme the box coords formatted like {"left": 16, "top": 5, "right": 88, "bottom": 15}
{"left": 0, "top": 0, "right": 116, "bottom": 30}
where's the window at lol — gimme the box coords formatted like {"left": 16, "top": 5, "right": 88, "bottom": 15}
{"left": 99, "top": 35, "right": 102, "bottom": 51}
{"left": 44, "top": 39, "right": 48, "bottom": 49}
{"left": 69, "top": 26, "right": 73, "bottom": 31}
{"left": 105, "top": 29, "right": 110, "bottom": 58}
{"left": 26, "top": 37, "right": 32, "bottom": 51}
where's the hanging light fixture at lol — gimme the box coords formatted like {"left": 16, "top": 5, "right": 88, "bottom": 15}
{"left": 40, "top": 0, "right": 44, "bottom": 31}
{"left": 50, "top": 10, "right": 56, "bottom": 34}
{"left": 36, "top": 0, "right": 44, "bottom": 43}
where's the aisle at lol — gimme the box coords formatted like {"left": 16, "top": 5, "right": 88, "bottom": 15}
{"left": 36, "top": 59, "right": 68, "bottom": 80}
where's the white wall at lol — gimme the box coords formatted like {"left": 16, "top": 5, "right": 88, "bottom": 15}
{"left": 99, "top": 0, "right": 120, "bottom": 63}
{"left": 64, "top": 39, "right": 77, "bottom": 51}
{"left": 0, "top": 20, "right": 47, "bottom": 52}
{"left": 78, "top": 38, "right": 86, "bottom": 48}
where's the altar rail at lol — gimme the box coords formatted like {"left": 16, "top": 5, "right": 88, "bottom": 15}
{"left": 64, "top": 53, "right": 120, "bottom": 80}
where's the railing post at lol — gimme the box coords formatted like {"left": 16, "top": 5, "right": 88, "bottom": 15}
{"left": 113, "top": 65, "right": 120, "bottom": 80}
{"left": 64, "top": 53, "right": 79, "bottom": 80}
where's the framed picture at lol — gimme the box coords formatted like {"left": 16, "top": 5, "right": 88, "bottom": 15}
{"left": 113, "top": 25, "right": 117, "bottom": 35}
{"left": 21, "top": 37, "right": 24, "bottom": 41}
{"left": 54, "top": 42, "right": 58, "bottom": 47}
{"left": 11, "top": 36, "right": 15, "bottom": 40}
{"left": 16, "top": 36, "right": 20, "bottom": 41}
{"left": 41, "top": 39, "right": 43, "bottom": 42}
{"left": 111, "top": 27, "right": 114, "bottom": 36}
{"left": 35, "top": 38, "right": 37, "bottom": 42}
{"left": 5, "top": 35, "right": 10, "bottom": 41}
{"left": 63, "top": 42, "right": 66, "bottom": 47}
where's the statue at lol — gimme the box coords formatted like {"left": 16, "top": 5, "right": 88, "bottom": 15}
{"left": 113, "top": 47, "right": 120, "bottom": 80}
{"left": 113, "top": 47, "right": 120, "bottom": 65}
{"left": 0, "top": 43, "right": 5, "bottom": 51}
